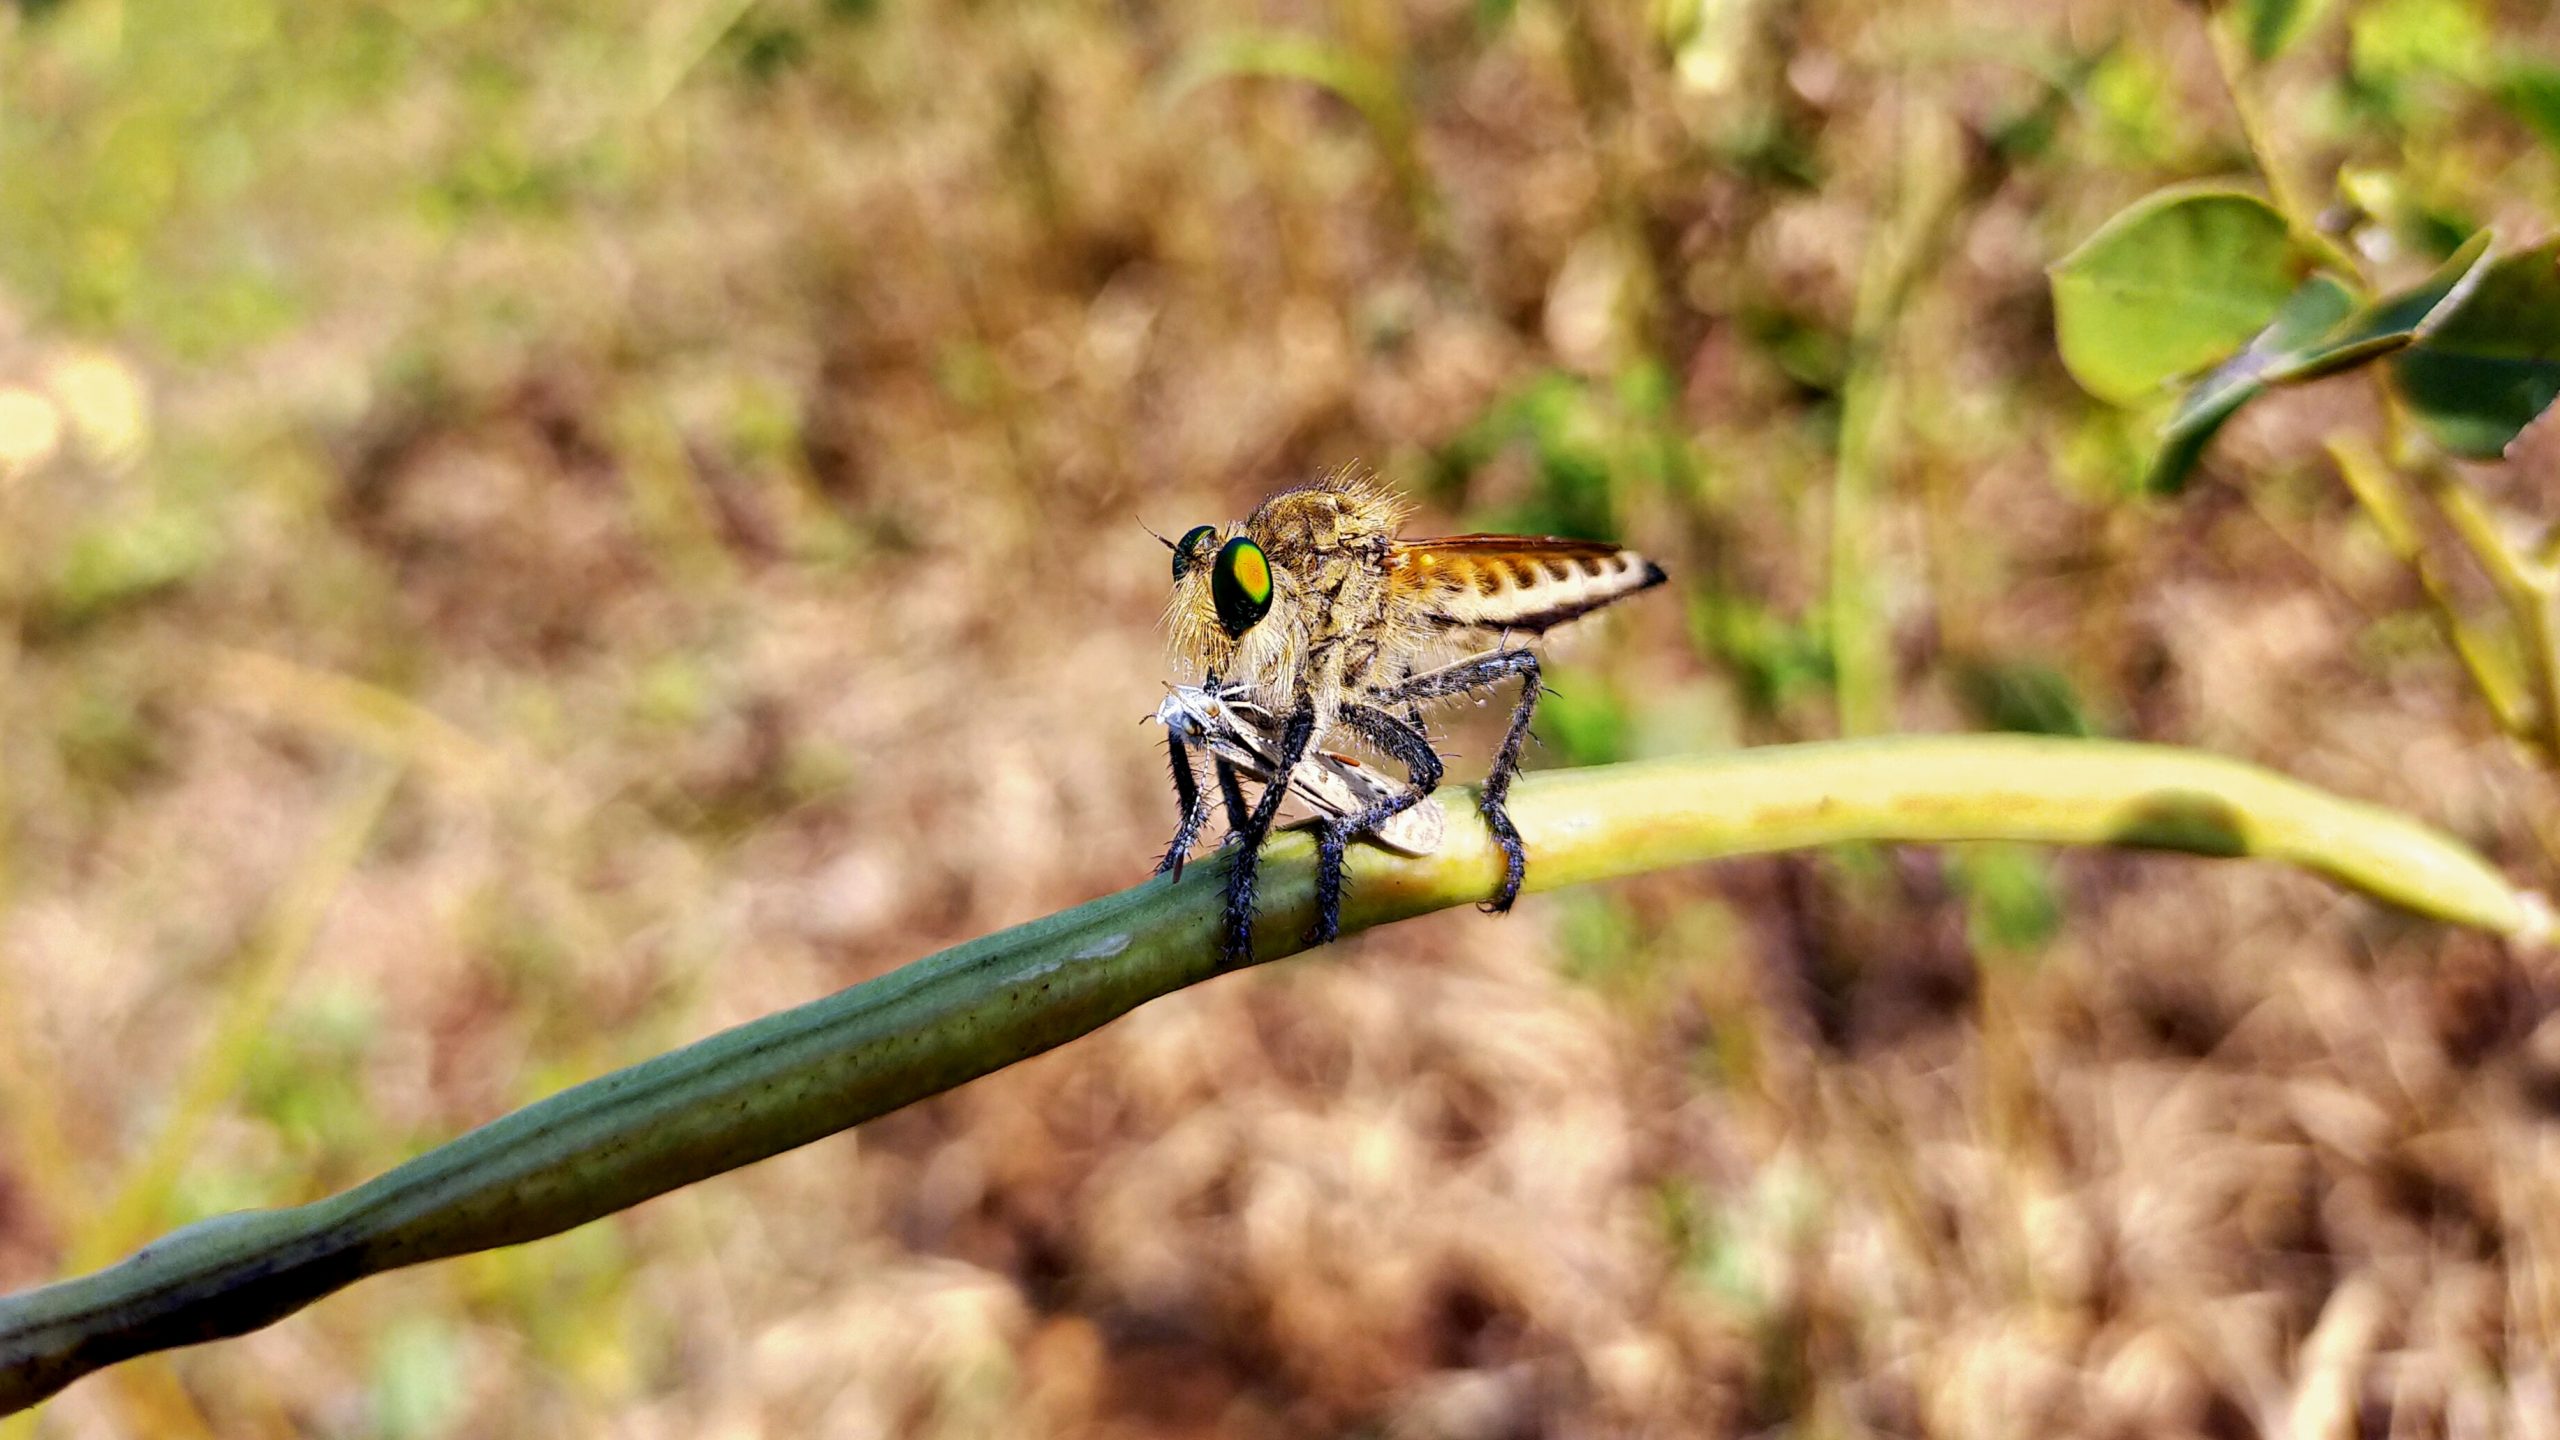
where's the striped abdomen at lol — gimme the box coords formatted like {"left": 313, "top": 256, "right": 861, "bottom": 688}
{"left": 1393, "top": 536, "right": 1668, "bottom": 636}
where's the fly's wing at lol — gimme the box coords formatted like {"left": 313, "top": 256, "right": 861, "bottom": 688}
{"left": 1154, "top": 685, "right": 1446, "bottom": 857}
{"left": 1392, "top": 535, "right": 1667, "bottom": 637}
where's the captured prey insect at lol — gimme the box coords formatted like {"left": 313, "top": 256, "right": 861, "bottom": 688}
{"left": 1155, "top": 471, "right": 1668, "bottom": 964}
{"left": 1149, "top": 681, "right": 1447, "bottom": 873}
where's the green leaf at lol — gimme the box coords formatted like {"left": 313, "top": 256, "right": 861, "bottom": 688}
{"left": 2309, "top": 229, "right": 2490, "bottom": 358}
{"left": 2393, "top": 238, "right": 2560, "bottom": 459}
{"left": 2242, "top": 0, "right": 2335, "bottom": 62}
{"left": 1172, "top": 31, "right": 1403, "bottom": 151}
{"left": 2150, "top": 274, "right": 2359, "bottom": 491}
{"left": 2497, "top": 61, "right": 2560, "bottom": 155}
{"left": 33, "top": 507, "right": 219, "bottom": 636}
{"left": 2144, "top": 235, "right": 2492, "bottom": 491}
{"left": 2051, "top": 187, "right": 2307, "bottom": 405}
{"left": 2349, "top": 0, "right": 2490, "bottom": 86}
{"left": 1953, "top": 657, "right": 2098, "bottom": 737}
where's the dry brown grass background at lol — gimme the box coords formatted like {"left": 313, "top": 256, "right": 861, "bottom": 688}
{"left": 6, "top": 0, "right": 2560, "bottom": 1434}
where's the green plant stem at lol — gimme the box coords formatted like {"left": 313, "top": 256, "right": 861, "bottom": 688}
{"left": 0, "top": 737, "right": 2547, "bottom": 1414}
{"left": 2429, "top": 469, "right": 2560, "bottom": 762}
{"left": 2201, "top": 9, "right": 2363, "bottom": 283}
{"left": 2325, "top": 436, "right": 2542, "bottom": 749}
{"left": 2515, "top": 569, "right": 2560, "bottom": 768}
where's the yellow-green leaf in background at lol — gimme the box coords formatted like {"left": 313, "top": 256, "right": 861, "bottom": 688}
{"left": 2240, "top": 0, "right": 2337, "bottom": 62}
{"left": 2050, "top": 187, "right": 2307, "bottom": 406}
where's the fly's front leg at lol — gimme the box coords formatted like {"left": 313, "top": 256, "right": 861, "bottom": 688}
{"left": 1155, "top": 728, "right": 1214, "bottom": 881}
{"left": 1299, "top": 703, "right": 1445, "bottom": 945}
{"left": 1387, "top": 650, "right": 1542, "bottom": 914}
{"left": 1198, "top": 675, "right": 1256, "bottom": 845}
{"left": 1220, "top": 702, "right": 1316, "bottom": 967}
{"left": 1213, "top": 758, "right": 1253, "bottom": 838}
{"left": 1306, "top": 824, "right": 1350, "bottom": 949}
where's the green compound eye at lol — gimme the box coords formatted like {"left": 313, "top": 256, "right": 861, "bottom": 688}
{"left": 1212, "top": 537, "right": 1273, "bottom": 637}
{"left": 1173, "top": 525, "right": 1219, "bottom": 580}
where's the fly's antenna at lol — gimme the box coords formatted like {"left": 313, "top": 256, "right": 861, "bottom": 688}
{"left": 1138, "top": 518, "right": 1177, "bottom": 552}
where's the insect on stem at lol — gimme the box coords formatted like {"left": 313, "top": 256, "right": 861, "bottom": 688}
{"left": 1151, "top": 473, "right": 1668, "bottom": 954}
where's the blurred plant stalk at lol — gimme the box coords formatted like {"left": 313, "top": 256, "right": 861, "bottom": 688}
{"left": 2327, "top": 435, "right": 2560, "bottom": 767}
{"left": 1830, "top": 29, "right": 2083, "bottom": 737}
{"left": 0, "top": 735, "right": 2546, "bottom": 1414}
{"left": 1829, "top": 90, "right": 1968, "bottom": 738}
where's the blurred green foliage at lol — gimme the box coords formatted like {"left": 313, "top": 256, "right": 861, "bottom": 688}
{"left": 1953, "top": 658, "right": 2098, "bottom": 739}
{"left": 1951, "top": 844, "right": 2064, "bottom": 960}
{"left": 369, "top": 1316, "right": 469, "bottom": 1440}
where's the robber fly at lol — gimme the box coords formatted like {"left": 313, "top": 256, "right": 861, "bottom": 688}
{"left": 1155, "top": 470, "right": 1667, "bottom": 964}
{"left": 1151, "top": 681, "right": 1446, "bottom": 869}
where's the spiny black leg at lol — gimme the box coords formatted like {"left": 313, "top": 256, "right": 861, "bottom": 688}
{"left": 1383, "top": 649, "right": 1542, "bottom": 914}
{"left": 1477, "top": 652, "right": 1541, "bottom": 913}
{"left": 1156, "top": 729, "right": 1213, "bottom": 880}
{"left": 1299, "top": 703, "right": 1445, "bottom": 946}
{"left": 1213, "top": 757, "right": 1253, "bottom": 837}
{"left": 1307, "top": 821, "right": 1349, "bottom": 945}
{"left": 1221, "top": 702, "right": 1316, "bottom": 968}
{"left": 1396, "top": 664, "right": 1424, "bottom": 732}
{"left": 1381, "top": 648, "right": 1542, "bottom": 706}
{"left": 1336, "top": 703, "right": 1444, "bottom": 830}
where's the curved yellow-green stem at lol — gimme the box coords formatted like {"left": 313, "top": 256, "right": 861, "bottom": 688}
{"left": 0, "top": 737, "right": 2545, "bottom": 1412}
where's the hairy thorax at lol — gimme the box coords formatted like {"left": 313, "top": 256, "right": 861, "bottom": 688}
{"left": 1164, "top": 470, "right": 1662, "bottom": 740}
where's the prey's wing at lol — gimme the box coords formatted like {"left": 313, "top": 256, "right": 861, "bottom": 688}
{"left": 1291, "top": 749, "right": 1445, "bottom": 858}
{"left": 1154, "top": 686, "right": 1445, "bottom": 857}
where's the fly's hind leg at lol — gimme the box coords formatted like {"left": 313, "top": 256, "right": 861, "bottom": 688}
{"left": 1298, "top": 704, "right": 1444, "bottom": 946}
{"left": 1476, "top": 653, "right": 1541, "bottom": 912}
{"left": 1385, "top": 650, "right": 1542, "bottom": 914}
{"left": 1220, "top": 702, "right": 1317, "bottom": 967}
